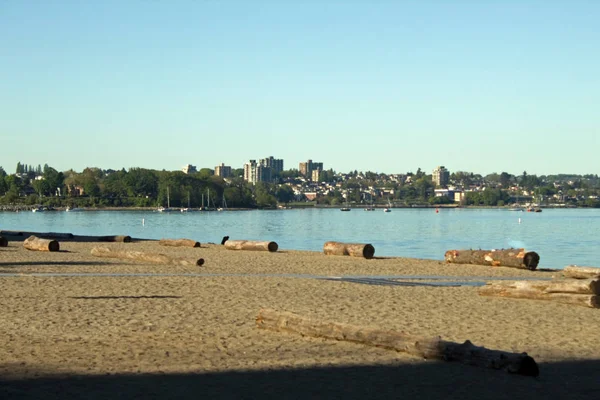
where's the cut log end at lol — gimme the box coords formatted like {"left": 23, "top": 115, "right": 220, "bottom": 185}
{"left": 267, "top": 242, "right": 278, "bottom": 252}
{"left": 523, "top": 252, "right": 540, "bottom": 270}
{"left": 516, "top": 354, "right": 540, "bottom": 377}
{"left": 197, "top": 258, "right": 205, "bottom": 266}
{"left": 362, "top": 244, "right": 375, "bottom": 259}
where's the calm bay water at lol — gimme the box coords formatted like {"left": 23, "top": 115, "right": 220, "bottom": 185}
{"left": 1, "top": 208, "right": 598, "bottom": 269}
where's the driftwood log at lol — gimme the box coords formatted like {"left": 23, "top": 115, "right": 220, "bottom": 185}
{"left": 97, "top": 235, "right": 132, "bottom": 243}
{"left": 444, "top": 248, "right": 539, "bottom": 270}
{"left": 91, "top": 246, "right": 204, "bottom": 266}
{"left": 159, "top": 238, "right": 200, "bottom": 248}
{"left": 256, "top": 308, "right": 538, "bottom": 377}
{"left": 479, "top": 280, "right": 600, "bottom": 308}
{"left": 224, "top": 240, "right": 278, "bottom": 252}
{"left": 323, "top": 241, "right": 375, "bottom": 259}
{"left": 563, "top": 265, "right": 600, "bottom": 279}
{"left": 0, "top": 236, "right": 7, "bottom": 247}
{"left": 23, "top": 235, "right": 60, "bottom": 252}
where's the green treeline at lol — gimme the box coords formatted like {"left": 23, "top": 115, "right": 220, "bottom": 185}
{"left": 0, "top": 164, "right": 599, "bottom": 208}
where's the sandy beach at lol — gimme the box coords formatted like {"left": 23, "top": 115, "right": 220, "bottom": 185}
{"left": 1, "top": 238, "right": 599, "bottom": 399}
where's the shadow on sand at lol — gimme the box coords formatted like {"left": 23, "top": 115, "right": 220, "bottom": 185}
{"left": 1, "top": 359, "right": 600, "bottom": 400}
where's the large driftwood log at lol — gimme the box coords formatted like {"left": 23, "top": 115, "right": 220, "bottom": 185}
{"left": 159, "top": 238, "right": 200, "bottom": 248}
{"left": 23, "top": 235, "right": 60, "bottom": 252}
{"left": 256, "top": 308, "right": 538, "bottom": 377}
{"left": 479, "top": 279, "right": 600, "bottom": 294}
{"left": 224, "top": 240, "right": 278, "bottom": 252}
{"left": 323, "top": 241, "right": 375, "bottom": 259}
{"left": 563, "top": 265, "right": 600, "bottom": 279}
{"left": 0, "top": 236, "right": 7, "bottom": 247}
{"left": 91, "top": 246, "right": 204, "bottom": 266}
{"left": 444, "top": 248, "right": 539, "bottom": 270}
{"left": 479, "top": 281, "right": 599, "bottom": 308}
{"left": 97, "top": 235, "right": 132, "bottom": 243}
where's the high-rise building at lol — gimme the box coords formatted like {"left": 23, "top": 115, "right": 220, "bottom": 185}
{"left": 311, "top": 168, "right": 322, "bottom": 182}
{"left": 432, "top": 166, "right": 450, "bottom": 187}
{"left": 244, "top": 160, "right": 257, "bottom": 183}
{"left": 259, "top": 156, "right": 284, "bottom": 174}
{"left": 299, "top": 159, "right": 323, "bottom": 179}
{"left": 214, "top": 163, "right": 232, "bottom": 178}
{"left": 182, "top": 164, "right": 197, "bottom": 174}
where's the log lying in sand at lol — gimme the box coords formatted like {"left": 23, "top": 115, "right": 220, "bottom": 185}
{"left": 563, "top": 265, "right": 600, "bottom": 279}
{"left": 444, "top": 248, "right": 539, "bottom": 270}
{"left": 159, "top": 238, "right": 200, "bottom": 248}
{"left": 97, "top": 235, "right": 132, "bottom": 243}
{"left": 478, "top": 280, "right": 600, "bottom": 308}
{"left": 91, "top": 246, "right": 204, "bottom": 266}
{"left": 256, "top": 308, "right": 539, "bottom": 377}
{"left": 323, "top": 241, "right": 375, "bottom": 259}
{"left": 23, "top": 235, "right": 60, "bottom": 252}
{"left": 0, "top": 236, "right": 7, "bottom": 247}
{"left": 224, "top": 240, "right": 278, "bottom": 252}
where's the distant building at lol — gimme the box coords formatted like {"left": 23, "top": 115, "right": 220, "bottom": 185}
{"left": 299, "top": 159, "right": 324, "bottom": 179}
{"left": 182, "top": 164, "right": 197, "bottom": 174}
{"left": 244, "top": 160, "right": 257, "bottom": 183}
{"left": 259, "top": 156, "right": 284, "bottom": 174}
{"left": 311, "top": 168, "right": 322, "bottom": 182}
{"left": 214, "top": 163, "right": 232, "bottom": 178}
{"left": 432, "top": 166, "right": 450, "bottom": 187}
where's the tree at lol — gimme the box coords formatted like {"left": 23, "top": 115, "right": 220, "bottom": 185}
{"left": 254, "top": 182, "right": 276, "bottom": 208}
{"left": 275, "top": 185, "right": 295, "bottom": 204}
{"left": 499, "top": 172, "right": 512, "bottom": 188}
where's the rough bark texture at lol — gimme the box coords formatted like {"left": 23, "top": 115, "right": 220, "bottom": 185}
{"left": 159, "top": 238, "right": 201, "bottom": 248}
{"left": 224, "top": 240, "right": 278, "bottom": 252}
{"left": 444, "top": 248, "right": 539, "bottom": 270}
{"left": 256, "top": 308, "right": 538, "bottom": 377}
{"left": 563, "top": 265, "right": 600, "bottom": 279}
{"left": 23, "top": 235, "right": 60, "bottom": 252}
{"left": 479, "top": 282, "right": 600, "bottom": 308}
{"left": 0, "top": 236, "right": 7, "bottom": 247}
{"left": 91, "top": 246, "right": 204, "bottom": 266}
{"left": 323, "top": 241, "right": 375, "bottom": 259}
{"left": 97, "top": 235, "right": 132, "bottom": 243}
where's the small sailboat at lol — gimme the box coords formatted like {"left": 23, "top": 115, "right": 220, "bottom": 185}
{"left": 158, "top": 187, "right": 172, "bottom": 212}
{"left": 217, "top": 195, "right": 228, "bottom": 211}
{"left": 181, "top": 192, "right": 191, "bottom": 212}
{"left": 383, "top": 198, "right": 392, "bottom": 212}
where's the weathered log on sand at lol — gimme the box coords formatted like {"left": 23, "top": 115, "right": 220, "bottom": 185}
{"left": 97, "top": 235, "right": 132, "bottom": 243}
{"left": 224, "top": 240, "right": 278, "bottom": 252}
{"left": 23, "top": 235, "right": 60, "bottom": 252}
{"left": 444, "top": 248, "right": 539, "bottom": 270}
{"left": 37, "top": 232, "right": 74, "bottom": 239}
{"left": 0, "top": 236, "right": 7, "bottom": 247}
{"left": 256, "top": 308, "right": 538, "bottom": 377}
{"left": 479, "top": 282, "right": 599, "bottom": 308}
{"left": 323, "top": 241, "right": 375, "bottom": 259}
{"left": 563, "top": 265, "right": 600, "bottom": 279}
{"left": 479, "top": 279, "right": 600, "bottom": 295}
{"left": 159, "top": 238, "right": 200, "bottom": 248}
{"left": 91, "top": 246, "right": 204, "bottom": 266}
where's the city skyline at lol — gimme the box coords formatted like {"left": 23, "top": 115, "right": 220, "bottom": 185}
{"left": 2, "top": 1, "right": 598, "bottom": 175}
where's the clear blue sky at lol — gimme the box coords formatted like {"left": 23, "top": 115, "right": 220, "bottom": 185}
{"left": 1, "top": 1, "right": 598, "bottom": 176}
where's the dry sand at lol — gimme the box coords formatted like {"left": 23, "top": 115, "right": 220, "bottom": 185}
{"left": 1, "top": 239, "right": 599, "bottom": 399}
